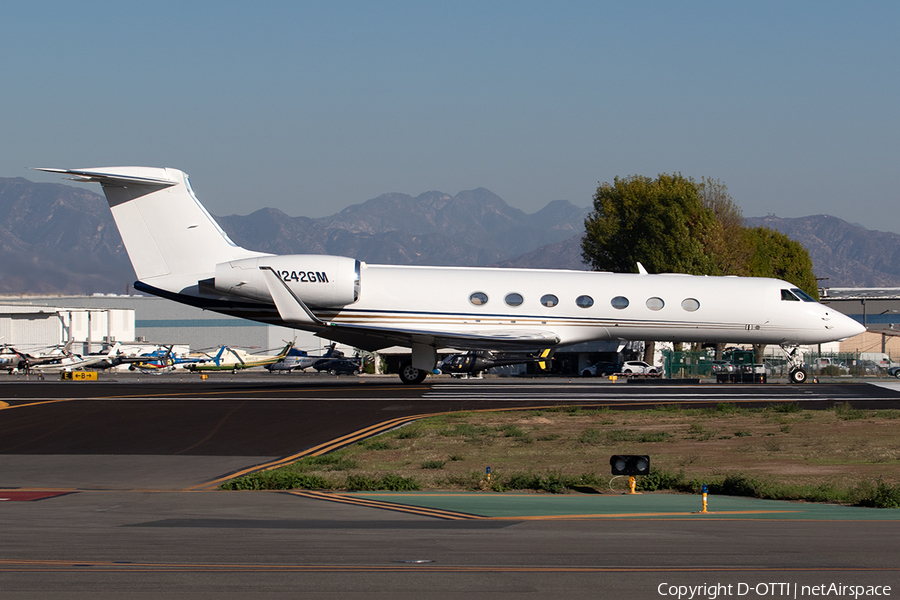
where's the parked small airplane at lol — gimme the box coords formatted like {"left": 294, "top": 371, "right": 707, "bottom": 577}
{"left": 38, "top": 167, "right": 866, "bottom": 384}
{"left": 186, "top": 342, "right": 294, "bottom": 372}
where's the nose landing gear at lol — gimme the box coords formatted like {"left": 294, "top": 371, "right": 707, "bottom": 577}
{"left": 780, "top": 345, "right": 808, "bottom": 384}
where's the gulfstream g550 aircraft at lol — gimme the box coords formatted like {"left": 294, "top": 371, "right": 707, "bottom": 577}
{"left": 38, "top": 167, "right": 865, "bottom": 384}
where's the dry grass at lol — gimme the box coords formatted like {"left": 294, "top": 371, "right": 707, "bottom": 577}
{"left": 270, "top": 404, "right": 900, "bottom": 491}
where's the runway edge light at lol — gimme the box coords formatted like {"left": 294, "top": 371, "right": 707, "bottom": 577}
{"left": 610, "top": 455, "right": 650, "bottom": 495}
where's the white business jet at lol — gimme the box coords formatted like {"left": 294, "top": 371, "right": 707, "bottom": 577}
{"left": 37, "top": 167, "right": 865, "bottom": 384}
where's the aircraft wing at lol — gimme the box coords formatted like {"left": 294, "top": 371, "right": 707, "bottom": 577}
{"left": 259, "top": 266, "right": 560, "bottom": 352}
{"left": 314, "top": 322, "right": 561, "bottom": 353}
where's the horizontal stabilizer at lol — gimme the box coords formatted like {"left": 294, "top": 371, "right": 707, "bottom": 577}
{"left": 33, "top": 167, "right": 176, "bottom": 188}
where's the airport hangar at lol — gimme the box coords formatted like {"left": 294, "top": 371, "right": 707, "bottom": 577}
{"left": 3, "top": 287, "right": 898, "bottom": 372}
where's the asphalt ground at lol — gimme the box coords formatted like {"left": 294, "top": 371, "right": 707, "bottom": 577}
{"left": 2, "top": 374, "right": 900, "bottom": 598}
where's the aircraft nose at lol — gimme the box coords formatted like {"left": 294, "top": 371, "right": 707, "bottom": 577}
{"left": 833, "top": 312, "right": 866, "bottom": 340}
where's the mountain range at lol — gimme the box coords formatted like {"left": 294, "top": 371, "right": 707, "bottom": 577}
{"left": 1, "top": 176, "right": 898, "bottom": 295}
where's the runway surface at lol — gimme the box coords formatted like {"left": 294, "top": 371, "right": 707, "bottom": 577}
{"left": 2, "top": 374, "right": 900, "bottom": 598}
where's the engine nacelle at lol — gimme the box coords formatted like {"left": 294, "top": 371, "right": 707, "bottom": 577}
{"left": 214, "top": 255, "right": 361, "bottom": 308}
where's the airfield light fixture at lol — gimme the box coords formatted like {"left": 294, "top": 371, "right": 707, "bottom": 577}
{"left": 610, "top": 455, "right": 650, "bottom": 495}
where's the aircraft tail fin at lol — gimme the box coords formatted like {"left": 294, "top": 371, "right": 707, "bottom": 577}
{"left": 276, "top": 341, "right": 294, "bottom": 359}
{"left": 213, "top": 346, "right": 227, "bottom": 366}
{"left": 105, "top": 342, "right": 121, "bottom": 358}
{"left": 34, "top": 167, "right": 266, "bottom": 283}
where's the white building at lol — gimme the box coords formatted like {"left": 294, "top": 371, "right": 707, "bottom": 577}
{"left": 0, "top": 303, "right": 134, "bottom": 355}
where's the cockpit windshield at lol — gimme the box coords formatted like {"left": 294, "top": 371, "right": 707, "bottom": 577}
{"left": 781, "top": 289, "right": 800, "bottom": 301}
{"left": 790, "top": 288, "right": 817, "bottom": 302}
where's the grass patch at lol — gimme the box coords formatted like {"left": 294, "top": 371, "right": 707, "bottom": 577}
{"left": 577, "top": 428, "right": 604, "bottom": 444}
{"left": 687, "top": 423, "right": 715, "bottom": 441}
{"left": 439, "top": 423, "right": 492, "bottom": 438}
{"left": 361, "top": 439, "right": 395, "bottom": 450}
{"left": 221, "top": 471, "right": 334, "bottom": 491}
{"left": 218, "top": 405, "right": 900, "bottom": 507}
{"left": 301, "top": 454, "right": 359, "bottom": 471}
{"left": 395, "top": 427, "right": 422, "bottom": 439}
{"left": 498, "top": 424, "right": 527, "bottom": 438}
{"left": 832, "top": 403, "right": 866, "bottom": 421}
{"left": 347, "top": 474, "right": 420, "bottom": 491}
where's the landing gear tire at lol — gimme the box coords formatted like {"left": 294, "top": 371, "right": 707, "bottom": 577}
{"left": 789, "top": 368, "right": 807, "bottom": 384}
{"left": 399, "top": 362, "right": 427, "bottom": 384}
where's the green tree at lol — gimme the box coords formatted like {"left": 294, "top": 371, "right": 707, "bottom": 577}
{"left": 698, "top": 177, "right": 751, "bottom": 276}
{"left": 581, "top": 173, "right": 718, "bottom": 275}
{"left": 743, "top": 226, "right": 819, "bottom": 299}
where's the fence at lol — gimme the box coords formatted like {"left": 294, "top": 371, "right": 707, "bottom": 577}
{"left": 661, "top": 349, "right": 898, "bottom": 379}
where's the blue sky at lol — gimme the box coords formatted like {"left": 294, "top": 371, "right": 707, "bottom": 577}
{"left": 4, "top": 1, "right": 898, "bottom": 232}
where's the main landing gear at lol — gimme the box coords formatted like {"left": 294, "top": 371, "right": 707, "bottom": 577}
{"left": 399, "top": 362, "right": 428, "bottom": 385}
{"left": 780, "top": 344, "right": 807, "bottom": 384}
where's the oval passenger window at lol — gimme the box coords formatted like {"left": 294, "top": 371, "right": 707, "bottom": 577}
{"left": 469, "top": 292, "right": 488, "bottom": 306}
{"left": 576, "top": 295, "right": 594, "bottom": 308}
{"left": 505, "top": 293, "right": 524, "bottom": 307}
{"left": 611, "top": 296, "right": 629, "bottom": 309}
{"left": 646, "top": 297, "right": 665, "bottom": 311}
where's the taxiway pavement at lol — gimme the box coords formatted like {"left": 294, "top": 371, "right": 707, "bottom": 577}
{"left": 2, "top": 375, "right": 900, "bottom": 598}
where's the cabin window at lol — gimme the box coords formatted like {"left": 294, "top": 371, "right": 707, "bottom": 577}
{"left": 505, "top": 292, "right": 524, "bottom": 307}
{"left": 791, "top": 288, "right": 817, "bottom": 302}
{"left": 540, "top": 294, "right": 559, "bottom": 307}
{"left": 611, "top": 296, "right": 629, "bottom": 310}
{"left": 681, "top": 298, "right": 700, "bottom": 312}
{"left": 646, "top": 297, "right": 665, "bottom": 311}
{"left": 469, "top": 292, "right": 489, "bottom": 306}
{"left": 781, "top": 289, "right": 800, "bottom": 302}
{"left": 575, "top": 295, "right": 594, "bottom": 308}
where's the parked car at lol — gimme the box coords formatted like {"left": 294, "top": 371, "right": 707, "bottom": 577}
{"left": 711, "top": 361, "right": 735, "bottom": 374}
{"left": 581, "top": 361, "right": 620, "bottom": 377}
{"left": 620, "top": 360, "right": 660, "bottom": 376}
{"left": 889, "top": 366, "right": 900, "bottom": 379}
{"left": 810, "top": 358, "right": 848, "bottom": 373}
{"left": 853, "top": 359, "right": 883, "bottom": 375}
